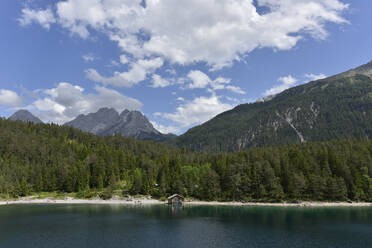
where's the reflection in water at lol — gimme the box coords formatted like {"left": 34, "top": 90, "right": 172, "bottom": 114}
{"left": 169, "top": 204, "right": 184, "bottom": 213}
{"left": 0, "top": 204, "right": 372, "bottom": 248}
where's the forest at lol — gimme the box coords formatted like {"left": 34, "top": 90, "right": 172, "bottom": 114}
{"left": 0, "top": 118, "right": 372, "bottom": 202}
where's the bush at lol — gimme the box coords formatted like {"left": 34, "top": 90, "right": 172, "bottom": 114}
{"left": 99, "top": 189, "right": 113, "bottom": 200}
{"left": 76, "top": 190, "right": 97, "bottom": 199}
{"left": 158, "top": 196, "right": 167, "bottom": 202}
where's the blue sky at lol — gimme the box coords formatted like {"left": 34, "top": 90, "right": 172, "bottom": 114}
{"left": 0, "top": 0, "right": 371, "bottom": 134}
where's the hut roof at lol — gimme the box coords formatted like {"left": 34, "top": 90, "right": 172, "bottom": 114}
{"left": 167, "top": 194, "right": 185, "bottom": 200}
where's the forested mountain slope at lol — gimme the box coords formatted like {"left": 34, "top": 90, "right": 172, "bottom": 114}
{"left": 173, "top": 61, "right": 372, "bottom": 152}
{"left": 0, "top": 118, "right": 372, "bottom": 202}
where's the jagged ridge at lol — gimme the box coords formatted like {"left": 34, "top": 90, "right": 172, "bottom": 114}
{"left": 64, "top": 108, "right": 175, "bottom": 141}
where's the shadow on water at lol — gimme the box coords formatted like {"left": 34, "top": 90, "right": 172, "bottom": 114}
{"left": 0, "top": 204, "right": 372, "bottom": 248}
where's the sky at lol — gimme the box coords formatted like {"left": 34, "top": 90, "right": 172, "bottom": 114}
{"left": 0, "top": 0, "right": 371, "bottom": 135}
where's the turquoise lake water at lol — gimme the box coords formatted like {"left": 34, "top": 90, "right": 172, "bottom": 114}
{"left": 0, "top": 204, "right": 372, "bottom": 248}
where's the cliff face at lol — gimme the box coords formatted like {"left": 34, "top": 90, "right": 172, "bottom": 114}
{"left": 64, "top": 108, "right": 174, "bottom": 141}
{"left": 64, "top": 108, "right": 120, "bottom": 135}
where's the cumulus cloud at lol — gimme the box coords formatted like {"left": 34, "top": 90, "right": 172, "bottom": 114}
{"left": 188, "top": 70, "right": 212, "bottom": 89}
{"left": 21, "top": 0, "right": 348, "bottom": 70}
{"left": 120, "top": 55, "right": 130, "bottom": 65}
{"left": 305, "top": 73, "right": 327, "bottom": 81}
{"left": 155, "top": 94, "right": 234, "bottom": 133}
{"left": 86, "top": 57, "right": 163, "bottom": 87}
{"left": 0, "top": 89, "right": 23, "bottom": 107}
{"left": 151, "top": 74, "right": 171, "bottom": 88}
{"left": 150, "top": 121, "right": 179, "bottom": 134}
{"left": 18, "top": 8, "right": 56, "bottom": 30}
{"left": 27, "top": 83, "right": 142, "bottom": 123}
{"left": 264, "top": 75, "right": 298, "bottom": 96}
{"left": 187, "top": 70, "right": 245, "bottom": 94}
{"left": 225, "top": 86, "right": 246, "bottom": 95}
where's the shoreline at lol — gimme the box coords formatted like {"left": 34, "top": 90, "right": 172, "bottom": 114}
{"left": 184, "top": 201, "right": 372, "bottom": 207}
{"left": 0, "top": 197, "right": 164, "bottom": 206}
{"left": 1, "top": 197, "right": 372, "bottom": 207}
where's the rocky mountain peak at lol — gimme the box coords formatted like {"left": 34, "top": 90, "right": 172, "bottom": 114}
{"left": 97, "top": 107, "right": 117, "bottom": 114}
{"left": 64, "top": 108, "right": 120, "bottom": 135}
{"left": 121, "top": 109, "right": 130, "bottom": 115}
{"left": 9, "top": 110, "right": 43, "bottom": 124}
{"left": 64, "top": 108, "right": 173, "bottom": 141}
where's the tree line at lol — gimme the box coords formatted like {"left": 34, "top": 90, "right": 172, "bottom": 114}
{"left": 0, "top": 118, "right": 371, "bottom": 202}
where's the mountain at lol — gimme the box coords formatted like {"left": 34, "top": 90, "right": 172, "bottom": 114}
{"left": 173, "top": 60, "right": 372, "bottom": 152}
{"left": 329, "top": 59, "right": 372, "bottom": 80}
{"left": 64, "top": 108, "right": 120, "bottom": 135}
{"left": 9, "top": 110, "right": 43, "bottom": 124}
{"left": 64, "top": 108, "right": 175, "bottom": 141}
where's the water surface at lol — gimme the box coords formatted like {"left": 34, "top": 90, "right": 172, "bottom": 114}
{"left": 0, "top": 204, "right": 371, "bottom": 248}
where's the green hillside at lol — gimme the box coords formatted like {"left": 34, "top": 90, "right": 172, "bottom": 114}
{"left": 173, "top": 61, "right": 372, "bottom": 152}
{"left": 0, "top": 118, "right": 372, "bottom": 202}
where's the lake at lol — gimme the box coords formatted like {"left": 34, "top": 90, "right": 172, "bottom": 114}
{"left": 0, "top": 204, "right": 371, "bottom": 248}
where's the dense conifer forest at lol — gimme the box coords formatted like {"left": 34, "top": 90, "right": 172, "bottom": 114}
{"left": 0, "top": 118, "right": 372, "bottom": 202}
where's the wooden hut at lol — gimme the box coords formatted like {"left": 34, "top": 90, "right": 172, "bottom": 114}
{"left": 167, "top": 194, "right": 185, "bottom": 205}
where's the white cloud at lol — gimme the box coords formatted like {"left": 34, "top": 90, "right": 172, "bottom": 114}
{"left": 82, "top": 54, "right": 97, "bottom": 63}
{"left": 187, "top": 70, "right": 245, "bottom": 94}
{"left": 86, "top": 57, "right": 163, "bottom": 87}
{"left": 304, "top": 73, "right": 327, "bottom": 81}
{"left": 264, "top": 75, "right": 298, "bottom": 96}
{"left": 225, "top": 86, "right": 246, "bottom": 95}
{"left": 33, "top": 98, "right": 66, "bottom": 114}
{"left": 21, "top": 0, "right": 348, "bottom": 70}
{"left": 188, "top": 70, "right": 211, "bottom": 89}
{"left": 18, "top": 8, "right": 56, "bottom": 30}
{"left": 120, "top": 55, "right": 129, "bottom": 65}
{"left": 150, "top": 121, "right": 179, "bottom": 134}
{"left": 0, "top": 89, "right": 23, "bottom": 107}
{"left": 155, "top": 94, "right": 233, "bottom": 133}
{"left": 262, "top": 72, "right": 327, "bottom": 97}
{"left": 151, "top": 74, "right": 171, "bottom": 88}
{"left": 27, "top": 82, "right": 142, "bottom": 123}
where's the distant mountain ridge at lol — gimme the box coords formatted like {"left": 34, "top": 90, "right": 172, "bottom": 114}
{"left": 9, "top": 110, "right": 43, "bottom": 124}
{"left": 8, "top": 108, "right": 175, "bottom": 142}
{"left": 64, "top": 108, "right": 175, "bottom": 141}
{"left": 172, "top": 60, "right": 372, "bottom": 152}
{"left": 329, "top": 60, "right": 372, "bottom": 80}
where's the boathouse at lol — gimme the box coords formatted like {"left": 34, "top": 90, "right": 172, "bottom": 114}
{"left": 167, "top": 194, "right": 185, "bottom": 205}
